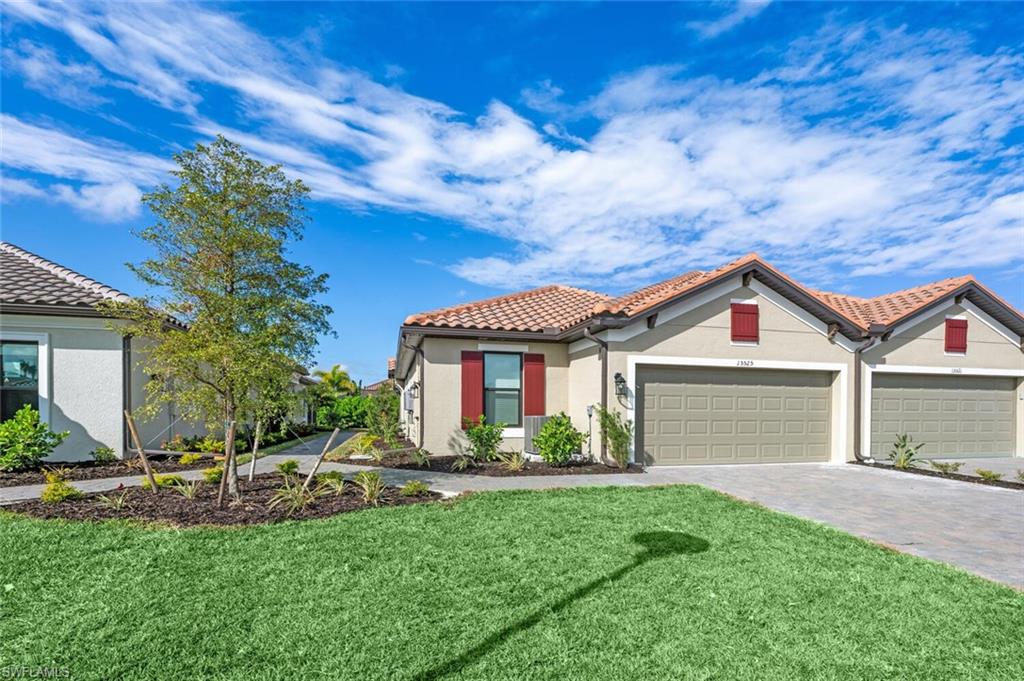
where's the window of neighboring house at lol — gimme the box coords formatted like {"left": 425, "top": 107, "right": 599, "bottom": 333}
{"left": 1, "top": 341, "right": 39, "bottom": 421}
{"left": 730, "top": 303, "right": 760, "bottom": 343}
{"left": 945, "top": 318, "right": 968, "bottom": 353}
{"left": 483, "top": 352, "right": 522, "bottom": 427}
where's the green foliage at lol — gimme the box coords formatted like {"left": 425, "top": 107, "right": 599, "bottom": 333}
{"left": 89, "top": 446, "right": 117, "bottom": 464}
{"left": 928, "top": 460, "right": 964, "bottom": 475}
{"left": 317, "top": 395, "right": 371, "bottom": 429}
{"left": 40, "top": 479, "right": 83, "bottom": 504}
{"left": 267, "top": 477, "right": 324, "bottom": 515}
{"left": 496, "top": 450, "right": 526, "bottom": 472}
{"left": 975, "top": 469, "right": 1003, "bottom": 482}
{"left": 316, "top": 475, "right": 346, "bottom": 497}
{"left": 97, "top": 136, "right": 331, "bottom": 437}
{"left": 95, "top": 491, "right": 129, "bottom": 511}
{"left": 43, "top": 466, "right": 72, "bottom": 483}
{"left": 202, "top": 466, "right": 223, "bottom": 484}
{"left": 199, "top": 437, "right": 225, "bottom": 454}
{"left": 312, "top": 365, "right": 359, "bottom": 403}
{"left": 142, "top": 473, "right": 185, "bottom": 490}
{"left": 532, "top": 413, "right": 585, "bottom": 466}
{"left": 178, "top": 453, "right": 203, "bottom": 465}
{"left": 316, "top": 471, "right": 344, "bottom": 483}
{"left": 367, "top": 387, "right": 401, "bottom": 446}
{"left": 368, "top": 447, "right": 386, "bottom": 464}
{"left": 275, "top": 459, "right": 300, "bottom": 477}
{"left": 596, "top": 405, "right": 634, "bottom": 469}
{"left": 0, "top": 405, "right": 70, "bottom": 471}
{"left": 173, "top": 479, "right": 201, "bottom": 500}
{"left": 352, "top": 470, "right": 385, "bottom": 506}
{"left": 409, "top": 449, "right": 430, "bottom": 468}
{"left": 399, "top": 480, "right": 430, "bottom": 497}
{"left": 888, "top": 434, "right": 925, "bottom": 470}
{"left": 450, "top": 455, "right": 474, "bottom": 473}
{"left": 462, "top": 416, "right": 504, "bottom": 462}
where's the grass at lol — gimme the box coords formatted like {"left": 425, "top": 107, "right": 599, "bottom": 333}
{"left": 1, "top": 485, "right": 1021, "bottom": 680}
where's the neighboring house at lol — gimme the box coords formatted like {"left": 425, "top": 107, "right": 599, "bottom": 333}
{"left": 361, "top": 357, "right": 396, "bottom": 396}
{"left": 0, "top": 242, "right": 311, "bottom": 461}
{"left": 395, "top": 254, "right": 1024, "bottom": 465}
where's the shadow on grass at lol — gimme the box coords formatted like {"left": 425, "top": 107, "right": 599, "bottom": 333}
{"left": 413, "top": 530, "right": 709, "bottom": 680}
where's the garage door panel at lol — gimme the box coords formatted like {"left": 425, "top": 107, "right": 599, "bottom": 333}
{"left": 639, "top": 366, "right": 832, "bottom": 465}
{"left": 870, "top": 373, "right": 1015, "bottom": 459}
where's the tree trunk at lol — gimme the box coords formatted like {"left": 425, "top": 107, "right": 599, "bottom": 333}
{"left": 247, "top": 420, "right": 262, "bottom": 482}
{"left": 302, "top": 428, "right": 340, "bottom": 490}
{"left": 124, "top": 410, "right": 159, "bottom": 494}
{"left": 225, "top": 420, "right": 239, "bottom": 498}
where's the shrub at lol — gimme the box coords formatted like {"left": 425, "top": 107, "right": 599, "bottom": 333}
{"left": 496, "top": 450, "right": 526, "bottom": 472}
{"left": 95, "top": 491, "right": 129, "bottom": 510}
{"left": 199, "top": 437, "right": 225, "bottom": 454}
{"left": 268, "top": 477, "right": 324, "bottom": 515}
{"left": 276, "top": 459, "right": 300, "bottom": 477}
{"left": 40, "top": 479, "right": 83, "bottom": 503}
{"left": 162, "top": 434, "right": 186, "bottom": 451}
{"left": 202, "top": 466, "right": 223, "bottom": 484}
{"left": 173, "top": 479, "right": 201, "bottom": 499}
{"left": 399, "top": 480, "right": 430, "bottom": 497}
{"left": 368, "top": 447, "right": 385, "bottom": 464}
{"left": 367, "top": 388, "right": 401, "bottom": 446}
{"left": 316, "top": 470, "right": 344, "bottom": 483}
{"left": 532, "top": 413, "right": 585, "bottom": 466}
{"left": 0, "top": 405, "right": 70, "bottom": 471}
{"left": 317, "top": 395, "right": 371, "bottom": 430}
{"left": 43, "top": 466, "right": 72, "bottom": 483}
{"left": 142, "top": 473, "right": 185, "bottom": 490}
{"left": 316, "top": 475, "right": 346, "bottom": 496}
{"left": 596, "top": 406, "right": 633, "bottom": 469}
{"left": 928, "top": 460, "right": 964, "bottom": 475}
{"left": 888, "top": 434, "right": 924, "bottom": 470}
{"left": 975, "top": 469, "right": 1003, "bottom": 482}
{"left": 450, "top": 455, "right": 474, "bottom": 473}
{"left": 178, "top": 453, "right": 202, "bottom": 465}
{"left": 409, "top": 449, "right": 430, "bottom": 468}
{"left": 352, "top": 470, "right": 385, "bottom": 505}
{"left": 462, "top": 416, "right": 504, "bottom": 462}
{"left": 90, "top": 446, "right": 117, "bottom": 464}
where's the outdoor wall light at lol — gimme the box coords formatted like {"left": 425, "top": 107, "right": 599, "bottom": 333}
{"left": 613, "top": 372, "right": 627, "bottom": 396}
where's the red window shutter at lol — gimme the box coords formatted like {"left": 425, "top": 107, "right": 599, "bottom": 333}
{"left": 460, "top": 351, "right": 484, "bottom": 428}
{"left": 945, "top": 319, "right": 967, "bottom": 353}
{"left": 523, "top": 353, "right": 545, "bottom": 417}
{"left": 731, "top": 303, "right": 759, "bottom": 342}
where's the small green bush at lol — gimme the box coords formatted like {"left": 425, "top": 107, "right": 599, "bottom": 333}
{"left": 352, "top": 470, "right": 385, "bottom": 506}
{"left": 199, "top": 437, "right": 225, "bottom": 454}
{"left": 367, "top": 388, "right": 401, "bottom": 446}
{"left": 596, "top": 405, "right": 633, "bottom": 469}
{"left": 89, "top": 446, "right": 117, "bottom": 464}
{"left": 462, "top": 416, "right": 504, "bottom": 462}
{"left": 43, "top": 466, "right": 72, "bottom": 483}
{"left": 202, "top": 466, "right": 223, "bottom": 483}
{"left": 40, "top": 479, "right": 83, "bottom": 503}
{"left": 268, "top": 477, "right": 324, "bottom": 515}
{"left": 975, "top": 469, "right": 1003, "bottom": 482}
{"left": 316, "top": 475, "right": 346, "bottom": 496}
{"left": 928, "top": 460, "right": 963, "bottom": 475}
{"left": 142, "top": 473, "right": 185, "bottom": 490}
{"left": 532, "top": 413, "right": 585, "bottom": 466}
{"left": 316, "top": 470, "right": 344, "bottom": 483}
{"left": 317, "top": 395, "right": 371, "bottom": 430}
{"left": 173, "top": 479, "right": 201, "bottom": 499}
{"left": 399, "top": 480, "right": 430, "bottom": 497}
{"left": 496, "top": 450, "right": 526, "bottom": 472}
{"left": 95, "top": 491, "right": 129, "bottom": 510}
{"left": 178, "top": 453, "right": 202, "bottom": 465}
{"left": 888, "top": 434, "right": 924, "bottom": 470}
{"left": 0, "top": 405, "right": 70, "bottom": 471}
{"left": 409, "top": 449, "right": 430, "bottom": 468}
{"left": 276, "top": 459, "right": 300, "bottom": 477}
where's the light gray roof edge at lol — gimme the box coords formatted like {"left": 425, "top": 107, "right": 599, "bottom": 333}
{"left": 0, "top": 240, "right": 133, "bottom": 304}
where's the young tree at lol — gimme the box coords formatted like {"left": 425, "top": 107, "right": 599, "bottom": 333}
{"left": 103, "top": 136, "right": 331, "bottom": 499}
{"left": 312, "top": 364, "right": 358, "bottom": 402}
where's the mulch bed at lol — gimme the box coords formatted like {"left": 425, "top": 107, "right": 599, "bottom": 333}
{"left": 0, "top": 455, "right": 215, "bottom": 488}
{"left": 3, "top": 473, "right": 442, "bottom": 527}
{"left": 853, "top": 461, "right": 1024, "bottom": 491}
{"left": 341, "top": 452, "right": 644, "bottom": 477}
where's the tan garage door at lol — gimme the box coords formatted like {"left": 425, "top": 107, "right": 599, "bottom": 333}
{"left": 871, "top": 373, "right": 1016, "bottom": 459}
{"left": 637, "top": 366, "right": 832, "bottom": 465}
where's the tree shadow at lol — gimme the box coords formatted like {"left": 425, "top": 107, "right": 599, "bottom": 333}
{"left": 413, "top": 531, "right": 709, "bottom": 680}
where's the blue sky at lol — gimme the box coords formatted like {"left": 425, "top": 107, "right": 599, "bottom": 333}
{"left": 2, "top": 1, "right": 1022, "bottom": 383}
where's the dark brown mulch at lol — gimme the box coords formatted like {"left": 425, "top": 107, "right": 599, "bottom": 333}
{"left": 853, "top": 461, "right": 1024, "bottom": 491}
{"left": 4, "top": 473, "right": 442, "bottom": 527}
{"left": 342, "top": 452, "right": 644, "bottom": 477}
{"left": 0, "top": 455, "right": 215, "bottom": 488}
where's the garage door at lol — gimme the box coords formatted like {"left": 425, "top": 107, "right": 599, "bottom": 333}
{"left": 870, "top": 373, "right": 1016, "bottom": 459}
{"left": 637, "top": 366, "right": 832, "bottom": 465}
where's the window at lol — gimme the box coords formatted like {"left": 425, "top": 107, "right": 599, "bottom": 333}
{"left": 483, "top": 352, "right": 521, "bottom": 427}
{"left": 945, "top": 318, "right": 967, "bottom": 353}
{"left": 731, "top": 303, "right": 759, "bottom": 343}
{"left": 1, "top": 341, "right": 39, "bottom": 421}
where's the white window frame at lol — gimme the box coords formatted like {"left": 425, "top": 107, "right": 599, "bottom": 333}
{"left": 1, "top": 331, "right": 51, "bottom": 424}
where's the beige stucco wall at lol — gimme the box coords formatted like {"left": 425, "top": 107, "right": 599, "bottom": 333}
{"left": 418, "top": 337, "right": 569, "bottom": 455}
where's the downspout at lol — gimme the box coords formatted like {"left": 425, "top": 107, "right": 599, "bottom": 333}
{"left": 583, "top": 327, "right": 609, "bottom": 461}
{"left": 853, "top": 330, "right": 885, "bottom": 463}
{"left": 400, "top": 337, "right": 425, "bottom": 448}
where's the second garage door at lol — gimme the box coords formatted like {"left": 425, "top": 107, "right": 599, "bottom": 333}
{"left": 870, "top": 373, "right": 1016, "bottom": 459}
{"left": 637, "top": 366, "right": 832, "bottom": 465}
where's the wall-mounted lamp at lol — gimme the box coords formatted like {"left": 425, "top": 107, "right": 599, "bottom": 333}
{"left": 613, "top": 372, "right": 627, "bottom": 396}
{"left": 407, "top": 382, "right": 420, "bottom": 399}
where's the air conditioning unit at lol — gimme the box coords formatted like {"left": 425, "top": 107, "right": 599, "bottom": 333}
{"left": 523, "top": 415, "right": 551, "bottom": 455}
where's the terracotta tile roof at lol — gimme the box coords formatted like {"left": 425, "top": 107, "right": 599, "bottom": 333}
{"left": 810, "top": 276, "right": 974, "bottom": 328}
{"left": 404, "top": 284, "right": 611, "bottom": 333}
{"left": 0, "top": 241, "right": 132, "bottom": 309}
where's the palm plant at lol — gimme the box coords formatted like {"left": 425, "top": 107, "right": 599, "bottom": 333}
{"left": 313, "top": 364, "right": 359, "bottom": 401}
{"left": 888, "top": 434, "right": 925, "bottom": 470}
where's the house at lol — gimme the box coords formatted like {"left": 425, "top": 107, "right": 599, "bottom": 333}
{"left": 0, "top": 242, "right": 312, "bottom": 461}
{"left": 360, "top": 357, "right": 396, "bottom": 396}
{"left": 395, "top": 254, "right": 1024, "bottom": 465}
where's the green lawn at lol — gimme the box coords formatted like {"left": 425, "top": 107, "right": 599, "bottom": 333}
{"left": 1, "top": 486, "right": 1021, "bottom": 680}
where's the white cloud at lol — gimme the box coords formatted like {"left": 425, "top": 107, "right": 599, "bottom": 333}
{"left": 52, "top": 181, "right": 143, "bottom": 221}
{"left": 686, "top": 1, "right": 772, "bottom": 39}
{"left": 3, "top": 2, "right": 1022, "bottom": 289}
{"left": 3, "top": 39, "right": 110, "bottom": 107}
